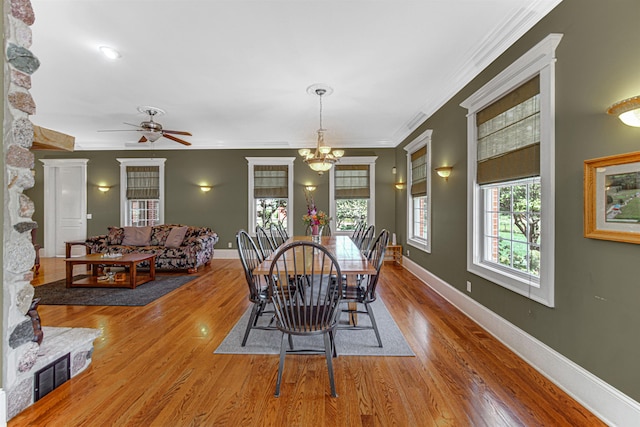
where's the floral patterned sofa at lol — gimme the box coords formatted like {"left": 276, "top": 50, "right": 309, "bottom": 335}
{"left": 85, "top": 224, "right": 218, "bottom": 272}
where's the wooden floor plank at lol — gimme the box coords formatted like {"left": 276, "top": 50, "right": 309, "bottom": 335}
{"left": 8, "top": 257, "right": 605, "bottom": 426}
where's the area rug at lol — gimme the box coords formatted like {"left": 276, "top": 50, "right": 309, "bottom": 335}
{"left": 215, "top": 298, "right": 415, "bottom": 356}
{"left": 34, "top": 275, "right": 197, "bottom": 306}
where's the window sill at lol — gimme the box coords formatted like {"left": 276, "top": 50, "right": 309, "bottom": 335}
{"left": 407, "top": 238, "right": 430, "bottom": 254}
{"left": 468, "top": 261, "right": 553, "bottom": 307}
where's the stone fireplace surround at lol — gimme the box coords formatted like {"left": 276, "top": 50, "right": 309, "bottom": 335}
{"left": 3, "top": 0, "right": 100, "bottom": 420}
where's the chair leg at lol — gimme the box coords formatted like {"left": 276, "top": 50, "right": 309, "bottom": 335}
{"left": 254, "top": 301, "right": 266, "bottom": 326}
{"left": 324, "top": 333, "right": 337, "bottom": 397}
{"left": 365, "top": 302, "right": 383, "bottom": 347}
{"left": 241, "top": 304, "right": 260, "bottom": 346}
{"left": 275, "top": 333, "right": 287, "bottom": 397}
{"left": 329, "top": 329, "right": 337, "bottom": 358}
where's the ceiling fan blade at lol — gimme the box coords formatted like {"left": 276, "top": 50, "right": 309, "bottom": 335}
{"left": 139, "top": 136, "right": 148, "bottom": 143}
{"left": 97, "top": 129, "right": 138, "bottom": 132}
{"left": 162, "top": 133, "right": 191, "bottom": 146}
{"left": 162, "top": 130, "right": 192, "bottom": 136}
{"left": 123, "top": 122, "right": 142, "bottom": 128}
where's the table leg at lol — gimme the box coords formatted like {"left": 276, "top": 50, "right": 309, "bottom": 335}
{"left": 149, "top": 256, "right": 156, "bottom": 281}
{"left": 65, "top": 261, "right": 73, "bottom": 288}
{"left": 130, "top": 262, "right": 137, "bottom": 289}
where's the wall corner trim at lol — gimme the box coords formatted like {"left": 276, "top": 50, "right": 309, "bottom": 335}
{"left": 403, "top": 257, "right": 640, "bottom": 427}
{"left": 0, "top": 388, "right": 5, "bottom": 426}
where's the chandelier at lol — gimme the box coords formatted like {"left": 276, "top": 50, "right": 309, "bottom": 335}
{"left": 299, "top": 84, "right": 344, "bottom": 173}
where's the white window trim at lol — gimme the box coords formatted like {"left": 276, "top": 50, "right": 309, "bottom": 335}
{"left": 246, "top": 157, "right": 295, "bottom": 237}
{"left": 461, "top": 33, "right": 562, "bottom": 307}
{"left": 117, "top": 158, "right": 166, "bottom": 226}
{"left": 404, "top": 129, "right": 432, "bottom": 254}
{"left": 329, "top": 156, "right": 377, "bottom": 236}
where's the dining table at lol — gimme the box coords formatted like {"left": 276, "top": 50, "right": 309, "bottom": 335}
{"left": 253, "top": 235, "right": 375, "bottom": 279}
{"left": 253, "top": 234, "right": 376, "bottom": 325}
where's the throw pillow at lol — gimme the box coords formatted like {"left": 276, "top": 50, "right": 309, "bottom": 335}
{"left": 121, "top": 226, "right": 152, "bottom": 246}
{"left": 165, "top": 226, "right": 188, "bottom": 248}
{"left": 150, "top": 224, "right": 173, "bottom": 246}
{"left": 107, "top": 226, "right": 124, "bottom": 245}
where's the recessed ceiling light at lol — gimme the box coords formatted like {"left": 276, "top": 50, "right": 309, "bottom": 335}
{"left": 98, "top": 46, "right": 121, "bottom": 60}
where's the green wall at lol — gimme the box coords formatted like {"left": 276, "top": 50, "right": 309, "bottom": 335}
{"left": 27, "top": 148, "right": 397, "bottom": 251}
{"left": 395, "top": 0, "right": 640, "bottom": 401}
{"left": 22, "top": 0, "right": 640, "bottom": 404}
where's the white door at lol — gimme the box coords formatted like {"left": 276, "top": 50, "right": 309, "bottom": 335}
{"left": 41, "top": 159, "right": 88, "bottom": 257}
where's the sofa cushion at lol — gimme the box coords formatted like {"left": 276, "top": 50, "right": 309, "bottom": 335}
{"left": 165, "top": 226, "right": 188, "bottom": 248}
{"left": 107, "top": 226, "right": 124, "bottom": 245}
{"left": 150, "top": 224, "right": 174, "bottom": 246}
{"left": 121, "top": 226, "right": 152, "bottom": 246}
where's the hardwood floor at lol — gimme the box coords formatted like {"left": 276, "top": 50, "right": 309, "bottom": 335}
{"left": 10, "top": 258, "right": 604, "bottom": 426}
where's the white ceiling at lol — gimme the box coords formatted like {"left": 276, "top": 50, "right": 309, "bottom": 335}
{"left": 28, "top": 0, "right": 561, "bottom": 151}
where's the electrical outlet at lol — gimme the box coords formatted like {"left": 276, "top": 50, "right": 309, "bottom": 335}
{"left": 227, "top": 242, "right": 232, "bottom": 248}
{"left": 406, "top": 249, "right": 410, "bottom": 257}
{"left": 466, "top": 281, "right": 472, "bottom": 292}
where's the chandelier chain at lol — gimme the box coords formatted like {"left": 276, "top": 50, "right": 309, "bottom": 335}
{"left": 318, "top": 91, "right": 324, "bottom": 131}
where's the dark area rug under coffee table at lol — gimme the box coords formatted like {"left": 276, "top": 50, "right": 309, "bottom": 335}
{"left": 34, "top": 275, "right": 197, "bottom": 306}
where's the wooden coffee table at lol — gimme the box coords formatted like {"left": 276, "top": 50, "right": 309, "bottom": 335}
{"left": 65, "top": 253, "right": 156, "bottom": 289}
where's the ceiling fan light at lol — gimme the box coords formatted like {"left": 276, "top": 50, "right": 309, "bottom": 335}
{"left": 142, "top": 131, "right": 162, "bottom": 142}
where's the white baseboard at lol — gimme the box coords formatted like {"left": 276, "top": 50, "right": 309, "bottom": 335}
{"left": 403, "top": 256, "right": 640, "bottom": 427}
{"left": 213, "top": 249, "right": 238, "bottom": 259}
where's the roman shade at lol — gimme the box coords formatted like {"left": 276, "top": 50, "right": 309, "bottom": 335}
{"left": 254, "top": 165, "right": 288, "bottom": 198}
{"left": 476, "top": 75, "right": 540, "bottom": 185}
{"left": 410, "top": 146, "right": 427, "bottom": 197}
{"left": 126, "top": 166, "right": 160, "bottom": 199}
{"left": 335, "top": 165, "right": 370, "bottom": 199}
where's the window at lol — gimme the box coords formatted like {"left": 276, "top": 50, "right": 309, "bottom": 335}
{"left": 461, "top": 33, "right": 562, "bottom": 307}
{"left": 329, "top": 157, "right": 377, "bottom": 234}
{"left": 404, "top": 129, "right": 432, "bottom": 253}
{"left": 247, "top": 157, "right": 294, "bottom": 236}
{"left": 117, "top": 158, "right": 166, "bottom": 226}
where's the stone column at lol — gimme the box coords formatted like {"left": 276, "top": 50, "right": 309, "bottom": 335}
{"left": 4, "top": 0, "right": 42, "bottom": 418}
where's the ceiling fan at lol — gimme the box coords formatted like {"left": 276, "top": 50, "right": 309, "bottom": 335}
{"left": 99, "top": 106, "right": 192, "bottom": 146}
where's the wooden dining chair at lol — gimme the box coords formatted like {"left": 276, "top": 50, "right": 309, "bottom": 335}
{"left": 275, "top": 222, "right": 289, "bottom": 240}
{"left": 350, "top": 220, "right": 365, "bottom": 242}
{"left": 269, "top": 223, "right": 286, "bottom": 248}
{"left": 359, "top": 225, "right": 376, "bottom": 256}
{"left": 255, "top": 225, "right": 276, "bottom": 260}
{"left": 236, "top": 230, "right": 276, "bottom": 346}
{"left": 268, "top": 240, "right": 343, "bottom": 397}
{"left": 338, "top": 229, "right": 389, "bottom": 347}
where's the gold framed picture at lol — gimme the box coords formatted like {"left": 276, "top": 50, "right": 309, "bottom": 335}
{"left": 584, "top": 151, "right": 640, "bottom": 244}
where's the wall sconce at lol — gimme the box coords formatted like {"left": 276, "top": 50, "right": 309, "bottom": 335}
{"left": 97, "top": 185, "right": 110, "bottom": 192}
{"left": 607, "top": 96, "right": 640, "bottom": 127}
{"left": 394, "top": 182, "right": 406, "bottom": 190}
{"left": 305, "top": 185, "right": 317, "bottom": 192}
{"left": 199, "top": 185, "right": 212, "bottom": 193}
{"left": 435, "top": 166, "right": 453, "bottom": 181}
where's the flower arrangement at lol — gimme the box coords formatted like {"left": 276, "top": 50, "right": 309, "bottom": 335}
{"left": 302, "top": 189, "right": 332, "bottom": 228}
